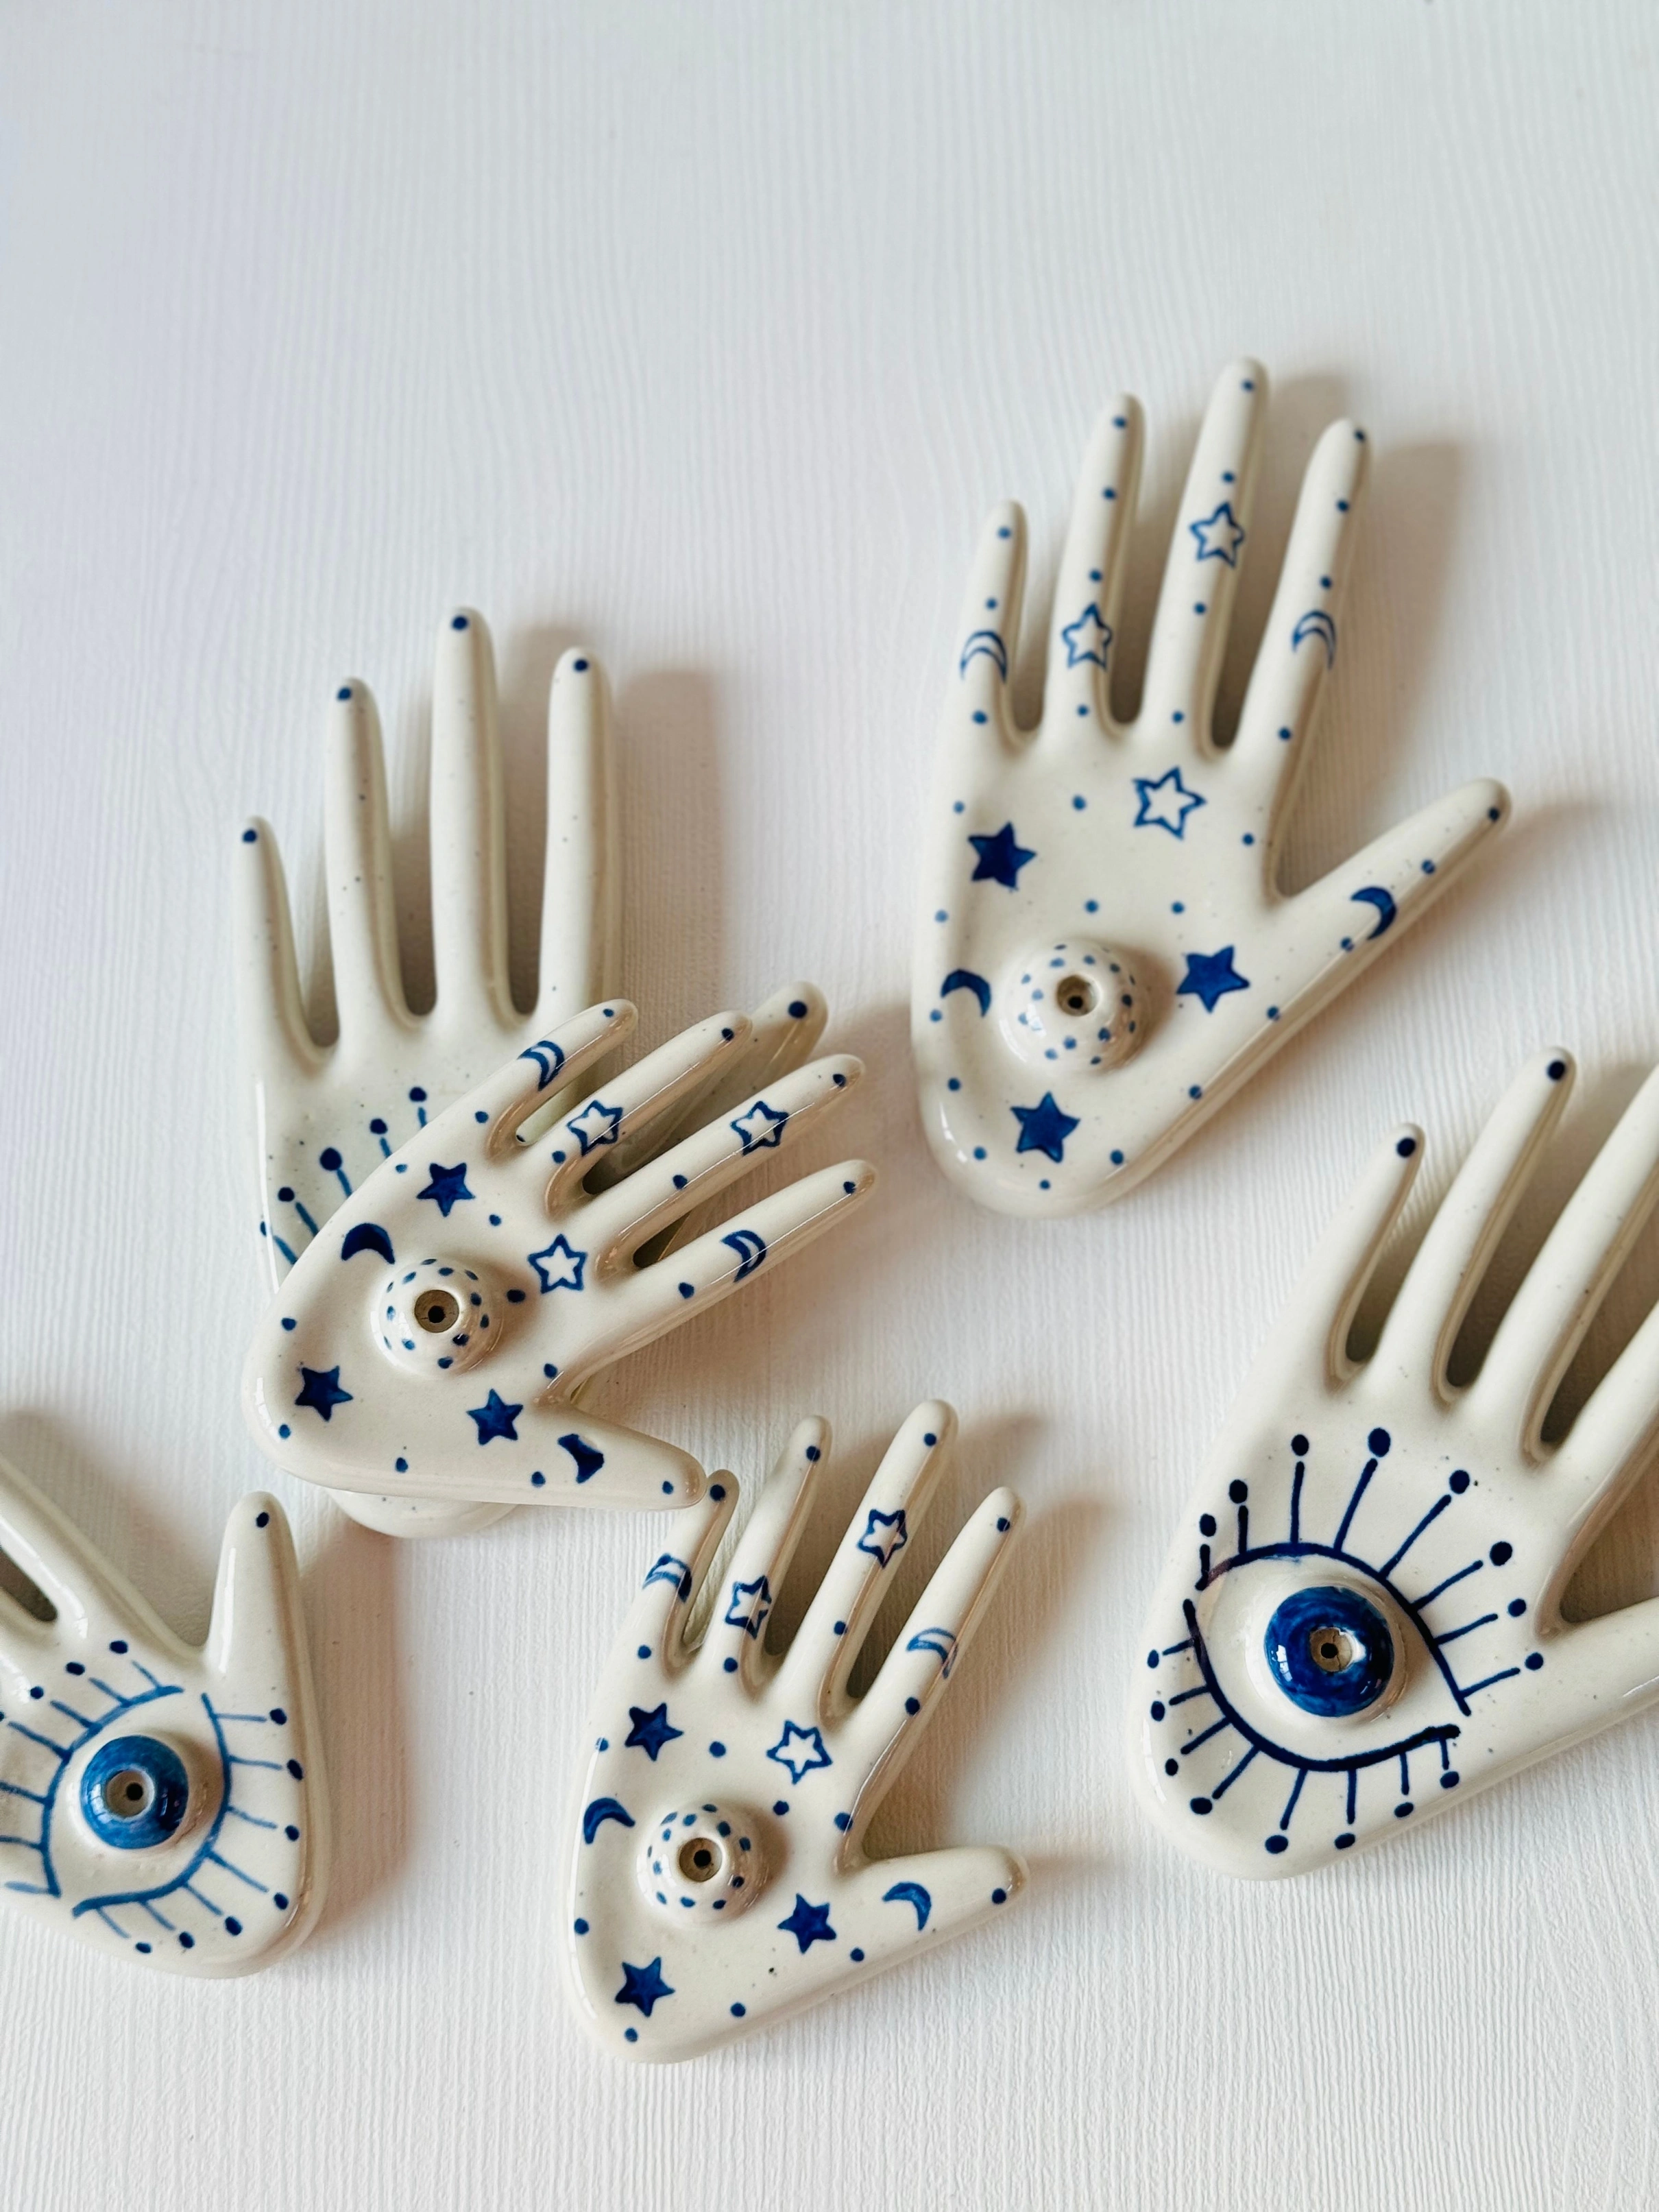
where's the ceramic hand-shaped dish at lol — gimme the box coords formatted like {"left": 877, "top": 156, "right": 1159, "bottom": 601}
{"left": 241, "top": 1000, "right": 873, "bottom": 1513}
{"left": 237, "top": 609, "right": 613, "bottom": 1534}
{"left": 0, "top": 1456, "right": 326, "bottom": 1973}
{"left": 914, "top": 359, "right": 1510, "bottom": 1214}
{"left": 564, "top": 1404, "right": 1023, "bottom": 2059}
{"left": 1131, "top": 1048, "right": 1659, "bottom": 1876}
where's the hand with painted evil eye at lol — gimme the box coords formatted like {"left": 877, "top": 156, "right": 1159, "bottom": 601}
{"left": 241, "top": 999, "right": 874, "bottom": 1513}
{"left": 0, "top": 1453, "right": 326, "bottom": 1974}
{"left": 914, "top": 359, "right": 1510, "bottom": 1216}
{"left": 1130, "top": 1048, "right": 1659, "bottom": 1877}
{"left": 564, "top": 1404, "right": 1024, "bottom": 2060}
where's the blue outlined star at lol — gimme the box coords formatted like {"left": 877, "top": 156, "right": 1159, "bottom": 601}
{"left": 1177, "top": 945, "right": 1250, "bottom": 1013}
{"left": 625, "top": 1703, "right": 684, "bottom": 1762}
{"left": 1011, "top": 1092, "right": 1080, "bottom": 1164}
{"left": 1132, "top": 768, "right": 1206, "bottom": 839}
{"left": 968, "top": 822, "right": 1037, "bottom": 889}
{"left": 777, "top": 1895, "right": 837, "bottom": 1953}
{"left": 856, "top": 1508, "right": 909, "bottom": 1567}
{"left": 566, "top": 1098, "right": 624, "bottom": 1156}
{"left": 1060, "top": 603, "right": 1113, "bottom": 669}
{"left": 466, "top": 1389, "right": 522, "bottom": 1445}
{"left": 295, "top": 1365, "right": 352, "bottom": 1421}
{"left": 528, "top": 1234, "right": 588, "bottom": 1294}
{"left": 724, "top": 1576, "right": 774, "bottom": 1638}
{"left": 417, "top": 1161, "right": 473, "bottom": 1216}
{"left": 615, "top": 1957, "right": 675, "bottom": 2016}
{"left": 731, "top": 1101, "right": 788, "bottom": 1153}
{"left": 766, "top": 1719, "right": 832, "bottom": 1783}
{"left": 1189, "top": 501, "right": 1246, "bottom": 566}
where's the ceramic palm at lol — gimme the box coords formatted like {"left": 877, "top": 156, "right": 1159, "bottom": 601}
{"left": 1131, "top": 1048, "right": 1659, "bottom": 1877}
{"left": 0, "top": 1456, "right": 326, "bottom": 1975}
{"left": 241, "top": 1000, "right": 874, "bottom": 1512}
{"left": 563, "top": 1404, "right": 1024, "bottom": 2060}
{"left": 913, "top": 359, "right": 1510, "bottom": 1215}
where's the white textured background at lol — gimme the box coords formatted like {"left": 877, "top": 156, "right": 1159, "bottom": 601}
{"left": 1, "top": 5, "right": 1657, "bottom": 2207}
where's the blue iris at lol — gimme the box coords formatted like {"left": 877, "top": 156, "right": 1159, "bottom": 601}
{"left": 1264, "top": 1585, "right": 1395, "bottom": 1717}
{"left": 80, "top": 1735, "right": 192, "bottom": 1850}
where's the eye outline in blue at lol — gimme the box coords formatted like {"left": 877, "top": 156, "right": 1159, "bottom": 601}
{"left": 1146, "top": 1431, "right": 1535, "bottom": 1850}
{"left": 1263, "top": 1585, "right": 1396, "bottom": 1717}
{"left": 0, "top": 1659, "right": 298, "bottom": 1948}
{"left": 80, "top": 1735, "right": 191, "bottom": 1849}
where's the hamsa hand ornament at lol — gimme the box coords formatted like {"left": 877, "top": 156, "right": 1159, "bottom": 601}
{"left": 913, "top": 360, "right": 1510, "bottom": 1215}
{"left": 562, "top": 1405, "right": 1024, "bottom": 2060}
{"left": 241, "top": 1000, "right": 873, "bottom": 1514}
{"left": 1130, "top": 1049, "right": 1659, "bottom": 1876}
{"left": 0, "top": 1458, "right": 326, "bottom": 1973}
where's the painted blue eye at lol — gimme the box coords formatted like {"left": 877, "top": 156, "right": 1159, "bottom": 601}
{"left": 80, "top": 1736, "right": 191, "bottom": 1850}
{"left": 1265, "top": 1586, "right": 1395, "bottom": 1717}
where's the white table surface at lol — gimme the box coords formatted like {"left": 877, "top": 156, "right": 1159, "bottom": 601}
{"left": 3, "top": 5, "right": 1657, "bottom": 2206}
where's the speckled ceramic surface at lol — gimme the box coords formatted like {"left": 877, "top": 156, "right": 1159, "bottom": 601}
{"left": 241, "top": 998, "right": 873, "bottom": 1513}
{"left": 562, "top": 1404, "right": 1024, "bottom": 2060}
{"left": 913, "top": 359, "right": 1510, "bottom": 1215}
{"left": 1130, "top": 1048, "right": 1659, "bottom": 1876}
{"left": 0, "top": 1458, "right": 326, "bottom": 1974}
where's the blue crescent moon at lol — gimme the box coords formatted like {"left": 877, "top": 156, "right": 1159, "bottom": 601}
{"left": 581, "top": 1796, "right": 635, "bottom": 1844}
{"left": 1291, "top": 610, "right": 1338, "bottom": 666}
{"left": 939, "top": 969, "right": 992, "bottom": 1017}
{"left": 340, "top": 1221, "right": 395, "bottom": 1264}
{"left": 557, "top": 1431, "right": 606, "bottom": 1483}
{"left": 519, "top": 1037, "right": 566, "bottom": 1089}
{"left": 1350, "top": 885, "right": 1397, "bottom": 939}
{"left": 958, "top": 629, "right": 1009, "bottom": 680}
{"left": 722, "top": 1228, "right": 768, "bottom": 1282}
{"left": 643, "top": 1552, "right": 693, "bottom": 1599}
{"left": 906, "top": 1626, "right": 959, "bottom": 1676}
{"left": 882, "top": 1879, "right": 933, "bottom": 1930}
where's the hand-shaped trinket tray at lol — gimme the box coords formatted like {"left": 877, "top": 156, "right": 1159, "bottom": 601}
{"left": 0, "top": 1456, "right": 326, "bottom": 1972}
{"left": 1130, "top": 1048, "right": 1659, "bottom": 1875}
{"left": 914, "top": 360, "right": 1510, "bottom": 1214}
{"left": 562, "top": 1404, "right": 1023, "bottom": 2059}
{"left": 237, "top": 609, "right": 843, "bottom": 1532}
{"left": 241, "top": 998, "right": 873, "bottom": 1512}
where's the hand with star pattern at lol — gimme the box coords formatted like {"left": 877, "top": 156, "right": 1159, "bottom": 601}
{"left": 562, "top": 1404, "right": 1024, "bottom": 2060}
{"left": 913, "top": 359, "right": 1510, "bottom": 1216}
{"left": 241, "top": 999, "right": 873, "bottom": 1513}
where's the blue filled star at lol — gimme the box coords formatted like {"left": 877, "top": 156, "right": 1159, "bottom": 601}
{"left": 466, "top": 1389, "right": 522, "bottom": 1445}
{"left": 1011, "top": 1092, "right": 1079, "bottom": 1164}
{"left": 1060, "top": 603, "right": 1113, "bottom": 669}
{"left": 417, "top": 1161, "right": 473, "bottom": 1216}
{"left": 566, "top": 1098, "right": 624, "bottom": 1155}
{"left": 968, "top": 821, "right": 1037, "bottom": 889}
{"left": 766, "top": 1718, "right": 832, "bottom": 1783}
{"left": 1177, "top": 945, "right": 1250, "bottom": 1013}
{"left": 528, "top": 1234, "right": 588, "bottom": 1294}
{"left": 856, "top": 1508, "right": 909, "bottom": 1567}
{"left": 295, "top": 1365, "right": 352, "bottom": 1421}
{"left": 731, "top": 1100, "right": 788, "bottom": 1153}
{"left": 614, "top": 1957, "right": 675, "bottom": 2016}
{"left": 1189, "top": 501, "right": 1246, "bottom": 566}
{"left": 777, "top": 1895, "right": 837, "bottom": 1954}
{"left": 1132, "top": 768, "right": 1205, "bottom": 839}
{"left": 625, "top": 1703, "right": 684, "bottom": 1762}
{"left": 724, "top": 1575, "right": 773, "bottom": 1639}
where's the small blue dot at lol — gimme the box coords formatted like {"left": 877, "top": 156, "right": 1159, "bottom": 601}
{"left": 723, "top": 1656, "right": 738, "bottom": 1672}
{"left": 1421, "top": 859, "right": 1436, "bottom": 874}
{"left": 906, "top": 1696, "right": 920, "bottom": 1714}
{"left": 1508, "top": 1598, "right": 1527, "bottom": 1617}
{"left": 806, "top": 1445, "right": 820, "bottom": 1461}
{"left": 1222, "top": 470, "right": 1235, "bottom": 485}
{"left": 1547, "top": 1059, "right": 1566, "bottom": 1081}
{"left": 1278, "top": 725, "right": 1292, "bottom": 742}
{"left": 710, "top": 1484, "right": 726, "bottom": 1501}
{"left": 991, "top": 1888, "right": 1008, "bottom": 1904}
{"left": 1194, "top": 603, "right": 1205, "bottom": 616}
{"left": 1172, "top": 710, "right": 1185, "bottom": 724}
{"left": 710, "top": 1741, "right": 726, "bottom": 1757}
{"left": 935, "top": 909, "right": 947, "bottom": 922}
{"left": 947, "top": 1077, "right": 960, "bottom": 1090}
{"left": 1267, "top": 1005, "right": 1279, "bottom": 1020}
{"left": 850, "top": 1947, "right": 865, "bottom": 1962}
{"left": 1072, "top": 795, "right": 1085, "bottom": 810}
{"left": 834, "top": 1812, "right": 850, "bottom": 1830}
{"left": 730, "top": 2002, "right": 746, "bottom": 2017}
{"left": 282, "top": 1317, "right": 296, "bottom": 1332}
{"left": 1397, "top": 1137, "right": 1416, "bottom": 1158}
{"left": 531, "top": 1471, "right": 545, "bottom": 1487}
{"left": 241, "top": 827, "right": 257, "bottom": 843}
{"left": 451, "top": 613, "right": 469, "bottom": 629}
{"left": 833, "top": 1621, "right": 845, "bottom": 1637}
{"left": 638, "top": 1645, "right": 651, "bottom": 1659}
{"left": 1110, "top": 1149, "right": 1124, "bottom": 1165}
{"left": 574, "top": 1919, "right": 588, "bottom": 1935}
{"left": 1320, "top": 575, "right": 1331, "bottom": 590}
{"left": 678, "top": 1282, "right": 694, "bottom": 1299}
{"left": 395, "top": 1456, "right": 407, "bottom": 1472}
{"left": 1102, "top": 488, "right": 1116, "bottom": 500}
{"left": 573, "top": 656, "right": 589, "bottom": 671}
{"left": 973, "top": 1146, "right": 986, "bottom": 1160}
{"left": 1242, "top": 833, "right": 1254, "bottom": 846}
{"left": 625, "top": 2028, "right": 637, "bottom": 2043}
{"left": 1525, "top": 1652, "right": 1544, "bottom": 1671}
{"left": 1337, "top": 498, "right": 1349, "bottom": 512}
{"left": 1188, "top": 1085, "right": 1202, "bottom": 1100}
{"left": 773, "top": 1800, "right": 789, "bottom": 1816}
{"left": 278, "top": 1424, "right": 291, "bottom": 1440}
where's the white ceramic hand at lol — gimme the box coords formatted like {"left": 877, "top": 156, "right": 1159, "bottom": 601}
{"left": 241, "top": 1000, "right": 874, "bottom": 1513}
{"left": 563, "top": 1404, "right": 1024, "bottom": 2060}
{"left": 237, "top": 608, "right": 613, "bottom": 1535}
{"left": 0, "top": 1457, "right": 326, "bottom": 1974}
{"left": 1130, "top": 1048, "right": 1659, "bottom": 1877}
{"left": 914, "top": 359, "right": 1510, "bottom": 1214}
